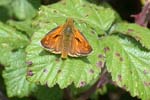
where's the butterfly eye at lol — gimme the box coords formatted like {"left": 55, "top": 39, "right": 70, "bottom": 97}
{"left": 65, "top": 27, "right": 72, "bottom": 33}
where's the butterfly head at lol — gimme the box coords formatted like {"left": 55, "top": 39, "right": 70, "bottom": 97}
{"left": 65, "top": 18, "right": 74, "bottom": 24}
{"left": 63, "top": 18, "right": 75, "bottom": 35}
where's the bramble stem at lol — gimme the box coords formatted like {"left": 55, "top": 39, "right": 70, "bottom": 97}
{"left": 76, "top": 67, "right": 110, "bottom": 100}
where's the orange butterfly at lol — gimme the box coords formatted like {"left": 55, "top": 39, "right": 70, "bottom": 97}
{"left": 40, "top": 18, "right": 93, "bottom": 59}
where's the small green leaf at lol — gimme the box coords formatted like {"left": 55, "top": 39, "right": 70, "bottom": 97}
{"left": 2, "top": 50, "right": 36, "bottom": 97}
{"left": 7, "top": 20, "right": 34, "bottom": 37}
{"left": 0, "top": 22, "right": 29, "bottom": 49}
{"left": 35, "top": 86, "right": 63, "bottom": 100}
{"left": 99, "top": 36, "right": 150, "bottom": 100}
{"left": 0, "top": 0, "right": 12, "bottom": 5}
{"left": 10, "top": 0, "right": 36, "bottom": 20}
{"left": 113, "top": 23, "right": 150, "bottom": 49}
{"left": 25, "top": 1, "right": 111, "bottom": 88}
{"left": 0, "top": 22, "right": 29, "bottom": 66}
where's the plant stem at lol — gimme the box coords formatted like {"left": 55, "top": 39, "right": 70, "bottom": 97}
{"left": 76, "top": 68, "right": 110, "bottom": 100}
{"left": 63, "top": 88, "right": 73, "bottom": 100}
{"left": 0, "top": 89, "right": 9, "bottom": 100}
{"left": 131, "top": 1, "right": 150, "bottom": 27}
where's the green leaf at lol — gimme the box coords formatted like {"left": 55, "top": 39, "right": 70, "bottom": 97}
{"left": 2, "top": 50, "right": 36, "bottom": 97}
{"left": 0, "top": 0, "right": 12, "bottom": 5}
{"left": 33, "top": 0, "right": 115, "bottom": 34}
{"left": 113, "top": 23, "right": 150, "bottom": 49}
{"left": 99, "top": 36, "right": 150, "bottom": 100}
{"left": 0, "top": 22, "right": 29, "bottom": 50}
{"left": 25, "top": 0, "right": 111, "bottom": 88}
{"left": 10, "top": 0, "right": 36, "bottom": 20}
{"left": 35, "top": 86, "right": 63, "bottom": 100}
{"left": 0, "top": 22, "right": 29, "bottom": 66}
{"left": 7, "top": 20, "right": 34, "bottom": 37}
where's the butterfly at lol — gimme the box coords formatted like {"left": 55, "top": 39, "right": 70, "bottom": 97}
{"left": 40, "top": 18, "right": 93, "bottom": 59}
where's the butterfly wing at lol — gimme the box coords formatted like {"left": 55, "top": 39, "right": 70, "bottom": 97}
{"left": 69, "top": 28, "right": 93, "bottom": 57}
{"left": 41, "top": 26, "right": 63, "bottom": 54}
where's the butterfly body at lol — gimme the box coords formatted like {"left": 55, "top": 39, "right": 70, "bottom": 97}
{"left": 41, "top": 18, "right": 92, "bottom": 59}
{"left": 61, "top": 25, "right": 73, "bottom": 58}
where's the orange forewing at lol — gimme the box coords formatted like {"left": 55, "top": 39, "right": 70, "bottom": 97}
{"left": 41, "top": 26, "right": 63, "bottom": 54}
{"left": 69, "top": 29, "right": 92, "bottom": 57}
{"left": 41, "top": 18, "right": 93, "bottom": 58}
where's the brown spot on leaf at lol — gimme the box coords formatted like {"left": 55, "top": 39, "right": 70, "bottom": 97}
{"left": 98, "top": 54, "right": 104, "bottom": 58}
{"left": 53, "top": 10, "right": 57, "bottom": 13}
{"left": 43, "top": 69, "right": 48, "bottom": 73}
{"left": 55, "top": 58, "right": 60, "bottom": 62}
{"left": 128, "top": 29, "right": 134, "bottom": 32}
{"left": 80, "top": 81, "right": 86, "bottom": 87}
{"left": 144, "top": 81, "right": 150, "bottom": 87}
{"left": 126, "top": 29, "right": 134, "bottom": 34}
{"left": 104, "top": 47, "right": 110, "bottom": 53}
{"left": 135, "top": 35, "right": 141, "bottom": 41}
{"left": 91, "top": 30, "right": 95, "bottom": 34}
{"left": 115, "top": 53, "right": 123, "bottom": 62}
{"left": 89, "top": 69, "right": 94, "bottom": 74}
{"left": 118, "top": 74, "right": 122, "bottom": 82}
{"left": 115, "top": 52, "right": 120, "bottom": 57}
{"left": 143, "top": 69, "right": 148, "bottom": 74}
{"left": 27, "top": 70, "right": 33, "bottom": 76}
{"left": 96, "top": 61, "right": 104, "bottom": 68}
{"left": 85, "top": 14, "right": 89, "bottom": 17}
{"left": 57, "top": 69, "right": 61, "bottom": 73}
{"left": 120, "top": 57, "right": 123, "bottom": 62}
{"left": 26, "top": 61, "right": 32, "bottom": 66}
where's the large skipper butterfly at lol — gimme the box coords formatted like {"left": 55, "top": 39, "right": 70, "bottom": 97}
{"left": 41, "top": 18, "right": 93, "bottom": 58}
